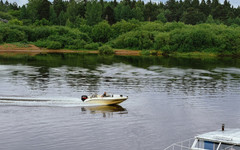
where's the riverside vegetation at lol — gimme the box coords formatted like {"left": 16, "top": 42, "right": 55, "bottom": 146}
{"left": 0, "top": 0, "right": 240, "bottom": 56}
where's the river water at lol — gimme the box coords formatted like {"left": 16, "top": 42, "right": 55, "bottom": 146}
{"left": 0, "top": 54, "right": 239, "bottom": 150}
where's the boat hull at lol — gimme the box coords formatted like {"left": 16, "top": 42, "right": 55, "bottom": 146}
{"left": 84, "top": 98, "right": 127, "bottom": 105}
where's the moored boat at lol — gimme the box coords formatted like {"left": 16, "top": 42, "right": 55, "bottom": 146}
{"left": 81, "top": 94, "right": 128, "bottom": 105}
{"left": 164, "top": 125, "right": 240, "bottom": 150}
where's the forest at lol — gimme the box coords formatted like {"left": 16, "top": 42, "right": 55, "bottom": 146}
{"left": 0, "top": 0, "right": 240, "bottom": 55}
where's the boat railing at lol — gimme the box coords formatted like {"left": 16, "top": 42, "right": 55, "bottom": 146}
{"left": 164, "top": 138, "right": 196, "bottom": 150}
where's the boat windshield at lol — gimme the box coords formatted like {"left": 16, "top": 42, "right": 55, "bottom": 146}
{"left": 192, "top": 139, "right": 240, "bottom": 150}
{"left": 192, "top": 139, "right": 219, "bottom": 150}
{"left": 90, "top": 94, "right": 98, "bottom": 98}
{"left": 219, "top": 143, "right": 240, "bottom": 150}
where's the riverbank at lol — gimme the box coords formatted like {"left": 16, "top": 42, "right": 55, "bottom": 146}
{"left": 0, "top": 43, "right": 238, "bottom": 58}
{"left": 0, "top": 43, "right": 140, "bottom": 56}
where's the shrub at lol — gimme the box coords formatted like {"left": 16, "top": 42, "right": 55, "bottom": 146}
{"left": 91, "top": 21, "right": 112, "bottom": 43}
{"left": 0, "top": 35, "right": 3, "bottom": 44}
{"left": 34, "top": 40, "right": 48, "bottom": 48}
{"left": 78, "top": 24, "right": 92, "bottom": 34}
{"left": 84, "top": 43, "right": 99, "bottom": 50}
{"left": 66, "top": 39, "right": 86, "bottom": 49}
{"left": 154, "top": 32, "right": 170, "bottom": 50}
{"left": 5, "top": 29, "right": 26, "bottom": 43}
{"left": 163, "top": 22, "right": 186, "bottom": 32}
{"left": 35, "top": 40, "right": 62, "bottom": 49}
{"left": 8, "top": 19, "right": 23, "bottom": 26}
{"left": 12, "top": 25, "right": 35, "bottom": 41}
{"left": 34, "top": 26, "right": 53, "bottom": 40}
{"left": 98, "top": 45, "right": 114, "bottom": 55}
{"left": 112, "top": 20, "right": 139, "bottom": 38}
{"left": 0, "top": 11, "right": 13, "bottom": 20}
{"left": 140, "top": 50, "right": 150, "bottom": 56}
{"left": 139, "top": 22, "right": 164, "bottom": 32}
{"left": 47, "top": 41, "right": 62, "bottom": 49}
{"left": 111, "top": 31, "right": 154, "bottom": 50}
{"left": 168, "top": 27, "right": 217, "bottom": 52}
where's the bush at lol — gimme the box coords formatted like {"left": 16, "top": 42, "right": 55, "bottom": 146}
{"left": 112, "top": 20, "right": 139, "bottom": 38}
{"left": 84, "top": 43, "right": 99, "bottom": 50}
{"left": 34, "top": 40, "right": 48, "bottom": 48}
{"left": 66, "top": 39, "right": 86, "bottom": 49}
{"left": 0, "top": 35, "right": 3, "bottom": 44}
{"left": 140, "top": 50, "right": 150, "bottom": 56}
{"left": 0, "top": 11, "right": 13, "bottom": 20}
{"left": 47, "top": 41, "right": 62, "bottom": 49}
{"left": 98, "top": 45, "right": 114, "bottom": 55}
{"left": 78, "top": 24, "right": 92, "bottom": 34}
{"left": 35, "top": 40, "right": 63, "bottom": 49}
{"left": 139, "top": 22, "right": 164, "bottom": 32}
{"left": 111, "top": 31, "right": 154, "bottom": 50}
{"left": 33, "top": 26, "right": 53, "bottom": 40}
{"left": 8, "top": 19, "right": 23, "bottom": 26}
{"left": 91, "top": 21, "right": 112, "bottom": 43}
{"left": 154, "top": 32, "right": 170, "bottom": 50}
{"left": 5, "top": 29, "right": 26, "bottom": 43}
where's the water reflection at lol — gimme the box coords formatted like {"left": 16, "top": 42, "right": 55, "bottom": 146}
{"left": 81, "top": 105, "right": 127, "bottom": 118}
{"left": 0, "top": 54, "right": 240, "bottom": 97}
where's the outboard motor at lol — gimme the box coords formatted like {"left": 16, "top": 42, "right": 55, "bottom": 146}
{"left": 81, "top": 95, "right": 88, "bottom": 102}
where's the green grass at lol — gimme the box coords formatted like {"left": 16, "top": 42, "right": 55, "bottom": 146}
{"left": 1, "top": 42, "right": 31, "bottom": 48}
{"left": 169, "top": 52, "right": 218, "bottom": 58}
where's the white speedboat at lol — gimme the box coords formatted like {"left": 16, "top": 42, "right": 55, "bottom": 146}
{"left": 81, "top": 94, "right": 128, "bottom": 105}
{"left": 164, "top": 125, "right": 240, "bottom": 150}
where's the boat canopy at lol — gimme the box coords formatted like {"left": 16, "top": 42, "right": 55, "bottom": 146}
{"left": 196, "top": 128, "right": 240, "bottom": 145}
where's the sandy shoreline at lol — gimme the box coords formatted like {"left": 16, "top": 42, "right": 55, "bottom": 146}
{"left": 0, "top": 44, "right": 140, "bottom": 56}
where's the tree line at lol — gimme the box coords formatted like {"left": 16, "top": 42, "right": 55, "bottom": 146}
{"left": 0, "top": 0, "right": 240, "bottom": 26}
{"left": 0, "top": 0, "right": 240, "bottom": 56}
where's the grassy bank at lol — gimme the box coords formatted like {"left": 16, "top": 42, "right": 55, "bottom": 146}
{"left": 1, "top": 43, "right": 240, "bottom": 58}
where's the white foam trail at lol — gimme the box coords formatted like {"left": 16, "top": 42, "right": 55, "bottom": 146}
{"left": 0, "top": 97, "right": 102, "bottom": 107}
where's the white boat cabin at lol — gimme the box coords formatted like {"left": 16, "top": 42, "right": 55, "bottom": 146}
{"left": 191, "top": 128, "right": 240, "bottom": 150}
{"left": 164, "top": 128, "right": 240, "bottom": 150}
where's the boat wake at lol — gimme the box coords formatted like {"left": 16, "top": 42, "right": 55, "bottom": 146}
{"left": 0, "top": 96, "right": 106, "bottom": 107}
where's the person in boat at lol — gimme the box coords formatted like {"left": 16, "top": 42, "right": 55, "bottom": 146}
{"left": 102, "top": 92, "right": 107, "bottom": 97}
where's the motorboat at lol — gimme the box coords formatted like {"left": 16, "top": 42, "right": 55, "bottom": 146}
{"left": 81, "top": 94, "right": 128, "bottom": 105}
{"left": 164, "top": 125, "right": 240, "bottom": 150}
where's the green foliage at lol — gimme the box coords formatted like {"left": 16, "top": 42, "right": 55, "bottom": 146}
{"left": 34, "top": 40, "right": 49, "bottom": 48}
{"left": 1, "top": 0, "right": 240, "bottom": 57}
{"left": 78, "top": 24, "right": 92, "bottom": 34}
{"left": 206, "top": 15, "right": 215, "bottom": 24}
{"left": 114, "top": 3, "right": 133, "bottom": 22}
{"left": 84, "top": 43, "right": 99, "bottom": 50}
{"left": 47, "top": 41, "right": 62, "bottom": 49}
{"left": 168, "top": 27, "right": 216, "bottom": 52}
{"left": 111, "top": 31, "right": 154, "bottom": 50}
{"left": 132, "top": 7, "right": 144, "bottom": 21}
{"left": 0, "top": 26, "right": 27, "bottom": 43}
{"left": 85, "top": 0, "right": 102, "bottom": 26}
{"left": 157, "top": 12, "right": 167, "bottom": 23}
{"left": 154, "top": 32, "right": 170, "bottom": 51}
{"left": 35, "top": 40, "right": 62, "bottom": 49}
{"left": 139, "top": 22, "right": 164, "bottom": 32}
{"left": 98, "top": 45, "right": 114, "bottom": 55}
{"left": 8, "top": 19, "right": 23, "bottom": 25}
{"left": 91, "top": 21, "right": 112, "bottom": 43}
{"left": 112, "top": 20, "right": 139, "bottom": 38}
{"left": 1, "top": 0, "right": 240, "bottom": 27}
{"left": 0, "top": 11, "right": 13, "bottom": 20}
{"left": 34, "top": 18, "right": 50, "bottom": 26}
{"left": 0, "top": 35, "right": 3, "bottom": 44}
{"left": 140, "top": 50, "right": 151, "bottom": 56}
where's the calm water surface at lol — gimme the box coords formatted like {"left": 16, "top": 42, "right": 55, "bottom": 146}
{"left": 0, "top": 54, "right": 240, "bottom": 150}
